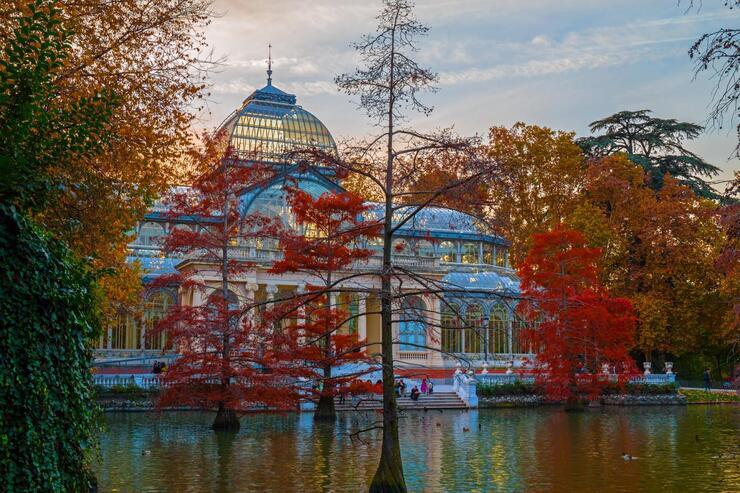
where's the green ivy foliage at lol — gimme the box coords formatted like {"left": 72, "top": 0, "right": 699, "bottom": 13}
{"left": 0, "top": 204, "right": 100, "bottom": 492}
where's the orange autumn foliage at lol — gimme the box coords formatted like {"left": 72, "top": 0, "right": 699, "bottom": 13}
{"left": 0, "top": 0, "right": 212, "bottom": 318}
{"left": 573, "top": 155, "right": 731, "bottom": 357}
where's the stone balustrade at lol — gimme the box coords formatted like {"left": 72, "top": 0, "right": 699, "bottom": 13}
{"left": 475, "top": 372, "right": 677, "bottom": 386}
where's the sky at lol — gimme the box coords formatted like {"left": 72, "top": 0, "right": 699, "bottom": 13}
{"left": 201, "top": 0, "right": 740, "bottom": 183}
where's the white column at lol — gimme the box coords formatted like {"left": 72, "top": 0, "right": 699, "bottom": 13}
{"left": 245, "top": 283, "right": 258, "bottom": 323}
{"left": 358, "top": 295, "right": 367, "bottom": 341}
{"left": 265, "top": 284, "right": 279, "bottom": 301}
{"left": 296, "top": 283, "right": 306, "bottom": 327}
{"left": 139, "top": 321, "right": 146, "bottom": 351}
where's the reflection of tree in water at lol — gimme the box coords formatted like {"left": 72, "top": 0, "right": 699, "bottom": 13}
{"left": 313, "top": 422, "right": 336, "bottom": 492}
{"left": 214, "top": 430, "right": 237, "bottom": 493}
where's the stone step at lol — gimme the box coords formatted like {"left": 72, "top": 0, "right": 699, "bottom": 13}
{"left": 334, "top": 392, "right": 468, "bottom": 411}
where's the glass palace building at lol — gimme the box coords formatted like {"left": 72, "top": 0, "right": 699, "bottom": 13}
{"left": 95, "top": 77, "right": 530, "bottom": 371}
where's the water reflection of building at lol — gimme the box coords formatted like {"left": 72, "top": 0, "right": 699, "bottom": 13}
{"left": 94, "top": 73, "right": 530, "bottom": 371}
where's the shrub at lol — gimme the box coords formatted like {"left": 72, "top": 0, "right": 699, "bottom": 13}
{"left": 478, "top": 381, "right": 538, "bottom": 397}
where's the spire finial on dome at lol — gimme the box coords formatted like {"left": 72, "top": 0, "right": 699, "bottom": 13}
{"left": 267, "top": 44, "right": 273, "bottom": 86}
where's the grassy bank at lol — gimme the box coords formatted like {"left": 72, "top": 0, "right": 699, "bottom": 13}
{"left": 679, "top": 389, "right": 740, "bottom": 403}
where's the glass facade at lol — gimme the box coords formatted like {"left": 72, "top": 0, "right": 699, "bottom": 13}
{"left": 441, "top": 303, "right": 462, "bottom": 353}
{"left": 103, "top": 289, "right": 175, "bottom": 350}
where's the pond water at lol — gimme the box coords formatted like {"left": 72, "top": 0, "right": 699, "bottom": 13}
{"left": 97, "top": 406, "right": 739, "bottom": 492}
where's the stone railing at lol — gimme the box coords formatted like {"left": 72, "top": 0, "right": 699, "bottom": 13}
{"left": 398, "top": 351, "right": 428, "bottom": 361}
{"left": 178, "top": 247, "right": 444, "bottom": 272}
{"left": 452, "top": 372, "right": 478, "bottom": 408}
{"left": 93, "top": 373, "right": 162, "bottom": 389}
{"left": 475, "top": 373, "right": 676, "bottom": 387}
{"left": 93, "top": 352, "right": 179, "bottom": 367}
{"left": 476, "top": 373, "right": 535, "bottom": 385}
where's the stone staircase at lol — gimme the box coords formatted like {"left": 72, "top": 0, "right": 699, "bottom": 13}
{"left": 334, "top": 391, "right": 468, "bottom": 411}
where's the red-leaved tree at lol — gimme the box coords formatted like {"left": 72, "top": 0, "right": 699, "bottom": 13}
{"left": 268, "top": 185, "right": 382, "bottom": 420}
{"left": 517, "top": 225, "right": 637, "bottom": 406}
{"left": 150, "top": 137, "right": 301, "bottom": 431}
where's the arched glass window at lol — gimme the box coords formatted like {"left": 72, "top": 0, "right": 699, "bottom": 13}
{"left": 144, "top": 291, "right": 175, "bottom": 350}
{"left": 392, "top": 239, "right": 409, "bottom": 255}
{"left": 366, "top": 236, "right": 384, "bottom": 253}
{"left": 399, "top": 296, "right": 426, "bottom": 351}
{"left": 461, "top": 242, "right": 479, "bottom": 264}
{"left": 464, "top": 303, "right": 484, "bottom": 353}
{"left": 441, "top": 303, "right": 463, "bottom": 354}
{"left": 206, "top": 290, "right": 240, "bottom": 329}
{"left": 489, "top": 306, "right": 510, "bottom": 355}
{"left": 438, "top": 241, "right": 457, "bottom": 263}
{"left": 137, "top": 221, "right": 165, "bottom": 247}
{"left": 417, "top": 240, "right": 435, "bottom": 257}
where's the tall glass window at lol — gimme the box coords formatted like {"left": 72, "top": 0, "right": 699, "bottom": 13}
{"left": 464, "top": 303, "right": 484, "bottom": 353}
{"left": 338, "top": 293, "right": 359, "bottom": 335}
{"left": 441, "top": 303, "right": 463, "bottom": 353}
{"left": 483, "top": 244, "right": 494, "bottom": 265}
{"left": 461, "top": 242, "right": 479, "bottom": 264}
{"left": 489, "top": 306, "right": 510, "bottom": 354}
{"left": 496, "top": 247, "right": 507, "bottom": 267}
{"left": 399, "top": 296, "right": 426, "bottom": 351}
{"left": 111, "top": 313, "right": 136, "bottom": 349}
{"left": 144, "top": 291, "right": 175, "bottom": 350}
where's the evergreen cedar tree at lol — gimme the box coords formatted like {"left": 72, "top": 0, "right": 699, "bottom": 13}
{"left": 268, "top": 186, "right": 383, "bottom": 419}
{"left": 149, "top": 150, "right": 308, "bottom": 427}
{"left": 577, "top": 110, "right": 721, "bottom": 200}
{"left": 517, "top": 225, "right": 637, "bottom": 403}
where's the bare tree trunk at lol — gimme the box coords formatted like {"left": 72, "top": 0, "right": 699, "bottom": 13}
{"left": 315, "top": 273, "right": 337, "bottom": 421}
{"left": 369, "top": 273, "right": 406, "bottom": 492}
{"left": 315, "top": 362, "right": 336, "bottom": 421}
{"left": 370, "top": 29, "right": 406, "bottom": 491}
{"left": 213, "top": 192, "right": 239, "bottom": 431}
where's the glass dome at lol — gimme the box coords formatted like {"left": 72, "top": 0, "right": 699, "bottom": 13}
{"left": 223, "top": 82, "right": 337, "bottom": 163}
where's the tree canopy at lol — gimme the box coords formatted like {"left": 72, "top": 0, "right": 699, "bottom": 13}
{"left": 571, "top": 155, "right": 732, "bottom": 363}
{"left": 0, "top": 0, "right": 213, "bottom": 317}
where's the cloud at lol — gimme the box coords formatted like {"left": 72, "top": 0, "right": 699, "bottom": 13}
{"left": 531, "top": 35, "right": 551, "bottom": 47}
